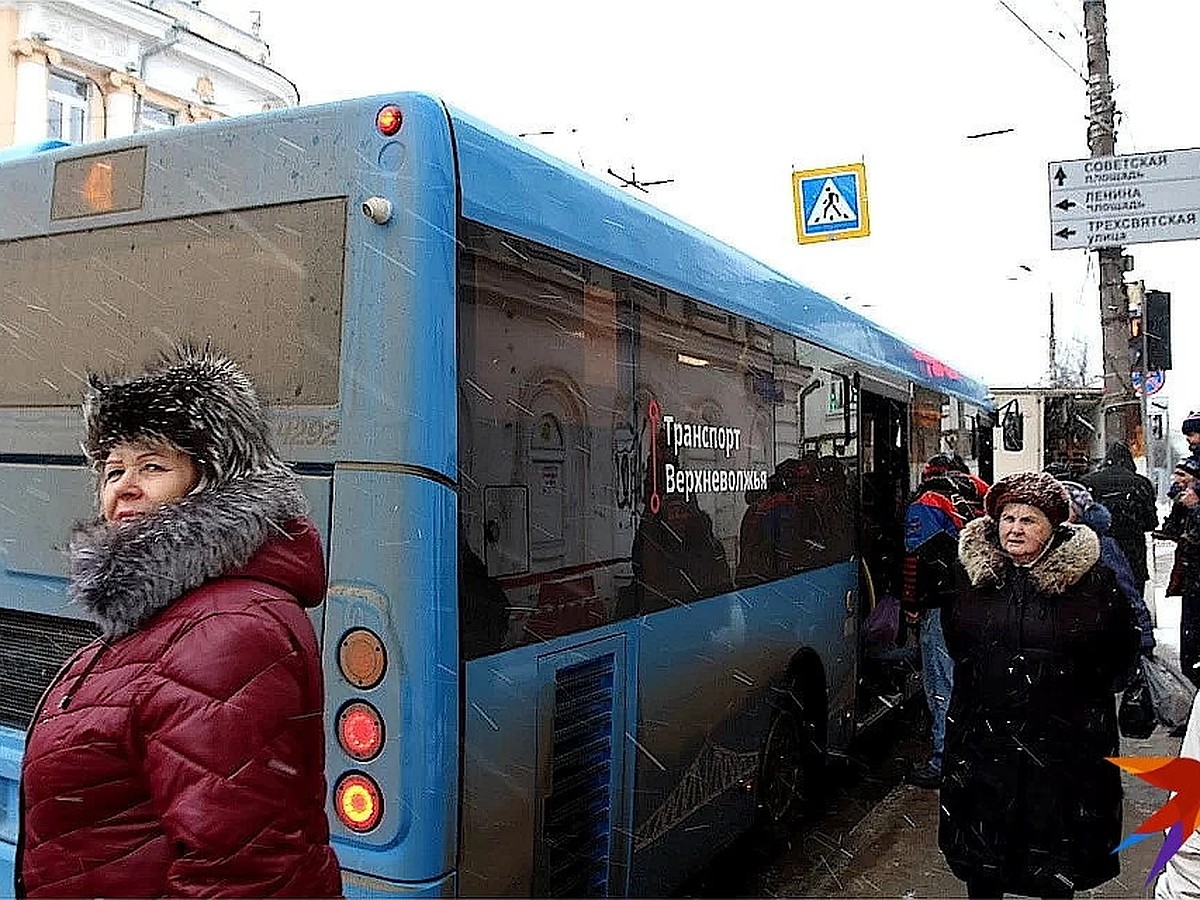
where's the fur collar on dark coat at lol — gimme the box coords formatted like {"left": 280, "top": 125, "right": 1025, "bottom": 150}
{"left": 958, "top": 516, "right": 1100, "bottom": 595}
{"left": 69, "top": 471, "right": 307, "bottom": 639}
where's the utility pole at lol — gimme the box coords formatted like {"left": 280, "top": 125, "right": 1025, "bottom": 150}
{"left": 1048, "top": 291, "right": 1057, "bottom": 385}
{"left": 1084, "top": 0, "right": 1137, "bottom": 451}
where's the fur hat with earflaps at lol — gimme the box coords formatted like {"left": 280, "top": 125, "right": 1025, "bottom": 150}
{"left": 73, "top": 343, "right": 309, "bottom": 639}
{"left": 82, "top": 342, "right": 291, "bottom": 487}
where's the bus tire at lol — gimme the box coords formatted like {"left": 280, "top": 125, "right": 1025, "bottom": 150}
{"left": 757, "top": 693, "right": 824, "bottom": 841}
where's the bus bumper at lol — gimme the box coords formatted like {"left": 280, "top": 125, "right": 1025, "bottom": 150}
{"left": 343, "top": 868, "right": 456, "bottom": 898}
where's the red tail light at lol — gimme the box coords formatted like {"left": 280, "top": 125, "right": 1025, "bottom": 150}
{"left": 335, "top": 772, "right": 383, "bottom": 832}
{"left": 338, "top": 701, "right": 384, "bottom": 761}
{"left": 376, "top": 105, "right": 403, "bottom": 137}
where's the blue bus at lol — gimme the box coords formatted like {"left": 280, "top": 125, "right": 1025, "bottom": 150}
{"left": 0, "top": 93, "right": 992, "bottom": 896}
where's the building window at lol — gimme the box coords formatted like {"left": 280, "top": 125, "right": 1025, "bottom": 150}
{"left": 138, "top": 102, "right": 177, "bottom": 132}
{"left": 828, "top": 378, "right": 845, "bottom": 415}
{"left": 47, "top": 71, "right": 89, "bottom": 143}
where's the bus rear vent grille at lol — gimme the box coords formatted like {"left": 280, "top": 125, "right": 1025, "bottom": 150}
{"left": 544, "top": 653, "right": 616, "bottom": 898}
{"left": 0, "top": 609, "right": 99, "bottom": 730}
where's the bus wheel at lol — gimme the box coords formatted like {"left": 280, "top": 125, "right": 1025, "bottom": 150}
{"left": 758, "top": 698, "right": 822, "bottom": 838}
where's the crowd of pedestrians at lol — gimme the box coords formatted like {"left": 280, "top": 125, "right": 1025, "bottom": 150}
{"left": 893, "top": 415, "right": 1200, "bottom": 899}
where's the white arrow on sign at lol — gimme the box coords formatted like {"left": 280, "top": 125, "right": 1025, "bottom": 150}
{"left": 1050, "top": 210, "right": 1200, "bottom": 250}
{"left": 1049, "top": 148, "right": 1200, "bottom": 189}
{"left": 1050, "top": 179, "right": 1200, "bottom": 223}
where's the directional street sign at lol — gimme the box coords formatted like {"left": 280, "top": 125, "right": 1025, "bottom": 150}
{"left": 793, "top": 162, "right": 870, "bottom": 245}
{"left": 1048, "top": 148, "right": 1200, "bottom": 250}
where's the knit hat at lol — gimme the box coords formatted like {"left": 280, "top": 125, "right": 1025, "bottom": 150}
{"left": 1057, "top": 480, "right": 1095, "bottom": 520}
{"left": 921, "top": 453, "right": 968, "bottom": 482}
{"left": 1184, "top": 412, "right": 1200, "bottom": 436}
{"left": 1042, "top": 461, "right": 1072, "bottom": 479}
{"left": 82, "top": 343, "right": 289, "bottom": 489}
{"left": 983, "top": 471, "right": 1071, "bottom": 527}
{"left": 1176, "top": 456, "right": 1200, "bottom": 479}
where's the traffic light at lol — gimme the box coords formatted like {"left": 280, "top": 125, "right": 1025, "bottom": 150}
{"left": 1145, "top": 289, "right": 1172, "bottom": 371}
{"left": 1129, "top": 310, "right": 1144, "bottom": 370}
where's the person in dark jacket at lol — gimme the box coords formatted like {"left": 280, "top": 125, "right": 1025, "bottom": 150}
{"left": 938, "top": 472, "right": 1139, "bottom": 899}
{"left": 1159, "top": 457, "right": 1200, "bottom": 688}
{"left": 1182, "top": 411, "right": 1200, "bottom": 466}
{"left": 1080, "top": 441, "right": 1158, "bottom": 599}
{"left": 1059, "top": 480, "right": 1156, "bottom": 654}
{"left": 901, "top": 459, "right": 985, "bottom": 789}
{"left": 16, "top": 345, "right": 342, "bottom": 898}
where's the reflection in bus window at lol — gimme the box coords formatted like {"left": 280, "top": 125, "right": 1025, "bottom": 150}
{"left": 631, "top": 430, "right": 732, "bottom": 611}
{"left": 455, "top": 221, "right": 860, "bottom": 659}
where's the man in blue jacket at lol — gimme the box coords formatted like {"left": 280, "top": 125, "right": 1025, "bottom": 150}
{"left": 901, "top": 455, "right": 984, "bottom": 789}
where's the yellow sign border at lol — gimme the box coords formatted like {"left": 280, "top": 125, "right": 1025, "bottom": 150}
{"left": 792, "top": 162, "right": 870, "bottom": 245}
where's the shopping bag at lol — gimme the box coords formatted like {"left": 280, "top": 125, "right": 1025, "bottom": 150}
{"left": 864, "top": 593, "right": 900, "bottom": 657}
{"left": 1142, "top": 653, "right": 1198, "bottom": 730}
{"left": 1119, "top": 666, "right": 1157, "bottom": 739}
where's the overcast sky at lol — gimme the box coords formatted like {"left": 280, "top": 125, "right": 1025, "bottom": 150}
{"left": 201, "top": 0, "right": 1198, "bottom": 427}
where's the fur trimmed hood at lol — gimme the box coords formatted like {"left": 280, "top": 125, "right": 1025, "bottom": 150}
{"left": 958, "top": 515, "right": 1100, "bottom": 595}
{"left": 70, "top": 471, "right": 308, "bottom": 639}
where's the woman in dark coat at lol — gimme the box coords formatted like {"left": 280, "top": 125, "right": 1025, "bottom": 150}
{"left": 939, "top": 472, "right": 1139, "bottom": 899}
{"left": 16, "top": 345, "right": 342, "bottom": 897}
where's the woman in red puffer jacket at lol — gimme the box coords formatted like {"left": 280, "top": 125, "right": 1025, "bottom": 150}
{"left": 16, "top": 344, "right": 342, "bottom": 898}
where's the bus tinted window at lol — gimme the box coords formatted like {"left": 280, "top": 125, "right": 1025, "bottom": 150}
{"left": 457, "top": 221, "right": 856, "bottom": 659}
{"left": 0, "top": 198, "right": 346, "bottom": 407}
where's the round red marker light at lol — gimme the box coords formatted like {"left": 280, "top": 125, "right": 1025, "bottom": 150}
{"left": 338, "top": 701, "right": 384, "bottom": 761}
{"left": 335, "top": 772, "right": 383, "bottom": 832}
{"left": 376, "top": 105, "right": 403, "bottom": 137}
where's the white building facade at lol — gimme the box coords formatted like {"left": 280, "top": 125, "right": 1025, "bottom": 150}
{"left": 0, "top": 0, "right": 298, "bottom": 148}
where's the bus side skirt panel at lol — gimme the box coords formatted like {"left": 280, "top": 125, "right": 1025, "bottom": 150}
{"left": 628, "top": 563, "right": 854, "bottom": 896}
{"left": 459, "top": 629, "right": 637, "bottom": 897}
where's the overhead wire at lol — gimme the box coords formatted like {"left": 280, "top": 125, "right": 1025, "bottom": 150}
{"left": 995, "top": 0, "right": 1088, "bottom": 83}
{"left": 1046, "top": 0, "right": 1085, "bottom": 37}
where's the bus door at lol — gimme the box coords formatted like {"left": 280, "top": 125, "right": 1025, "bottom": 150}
{"left": 855, "top": 384, "right": 914, "bottom": 727}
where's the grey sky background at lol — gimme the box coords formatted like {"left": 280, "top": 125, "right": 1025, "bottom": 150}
{"left": 203, "top": 0, "right": 1198, "bottom": 426}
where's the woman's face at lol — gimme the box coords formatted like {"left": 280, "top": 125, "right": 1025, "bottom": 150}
{"left": 997, "top": 501, "right": 1054, "bottom": 565}
{"left": 100, "top": 441, "right": 201, "bottom": 524}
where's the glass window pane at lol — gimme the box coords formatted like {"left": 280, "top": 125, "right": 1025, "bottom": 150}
{"left": 139, "top": 104, "right": 176, "bottom": 132}
{"left": 48, "top": 71, "right": 87, "bottom": 100}
{"left": 46, "top": 100, "right": 62, "bottom": 139}
{"left": 0, "top": 199, "right": 347, "bottom": 406}
{"left": 68, "top": 107, "right": 84, "bottom": 143}
{"left": 48, "top": 71, "right": 74, "bottom": 95}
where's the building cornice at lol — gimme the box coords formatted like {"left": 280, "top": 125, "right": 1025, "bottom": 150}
{"left": 158, "top": 30, "right": 297, "bottom": 105}
{"left": 17, "top": 1, "right": 296, "bottom": 104}
{"left": 10, "top": 36, "right": 62, "bottom": 67}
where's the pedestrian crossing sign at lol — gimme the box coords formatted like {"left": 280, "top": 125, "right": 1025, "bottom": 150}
{"left": 792, "top": 162, "right": 870, "bottom": 244}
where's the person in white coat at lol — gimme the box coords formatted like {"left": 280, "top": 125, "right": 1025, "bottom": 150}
{"left": 1156, "top": 692, "right": 1200, "bottom": 899}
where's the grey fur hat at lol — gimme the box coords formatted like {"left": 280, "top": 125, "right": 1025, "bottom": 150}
{"left": 82, "top": 343, "right": 289, "bottom": 487}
